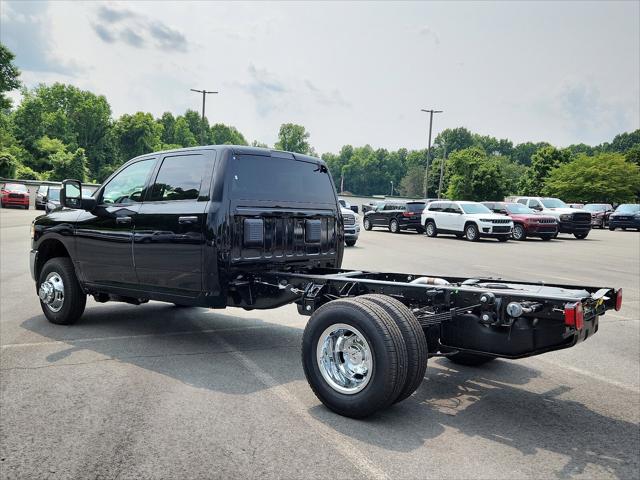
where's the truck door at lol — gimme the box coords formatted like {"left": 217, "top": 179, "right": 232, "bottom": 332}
{"left": 133, "top": 151, "right": 215, "bottom": 296}
{"left": 75, "top": 158, "right": 157, "bottom": 287}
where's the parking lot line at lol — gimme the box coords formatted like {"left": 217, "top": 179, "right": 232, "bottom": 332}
{"left": 536, "top": 358, "right": 639, "bottom": 393}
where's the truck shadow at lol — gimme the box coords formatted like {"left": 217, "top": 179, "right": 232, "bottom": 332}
{"left": 21, "top": 304, "right": 639, "bottom": 479}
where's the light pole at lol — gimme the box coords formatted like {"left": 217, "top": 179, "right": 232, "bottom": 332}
{"left": 438, "top": 140, "right": 447, "bottom": 199}
{"left": 190, "top": 88, "right": 218, "bottom": 145}
{"left": 390, "top": 181, "right": 394, "bottom": 197}
{"left": 420, "top": 108, "right": 443, "bottom": 198}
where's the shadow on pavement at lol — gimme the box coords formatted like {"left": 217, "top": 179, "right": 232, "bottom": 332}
{"left": 22, "top": 304, "right": 639, "bottom": 478}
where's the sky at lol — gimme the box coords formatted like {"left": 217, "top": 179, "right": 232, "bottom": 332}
{"left": 1, "top": 0, "right": 639, "bottom": 154}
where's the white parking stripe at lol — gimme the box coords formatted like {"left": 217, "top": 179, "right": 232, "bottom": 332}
{"left": 218, "top": 335, "right": 390, "bottom": 480}
{"left": 536, "top": 358, "right": 639, "bottom": 393}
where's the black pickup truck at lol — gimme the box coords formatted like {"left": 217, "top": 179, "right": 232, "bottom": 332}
{"left": 31, "top": 146, "right": 622, "bottom": 418}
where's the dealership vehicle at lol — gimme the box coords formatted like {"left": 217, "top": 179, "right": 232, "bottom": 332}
{"left": 44, "top": 187, "right": 61, "bottom": 213}
{"left": 36, "top": 184, "right": 57, "bottom": 210}
{"left": 514, "top": 197, "right": 591, "bottom": 239}
{"left": 608, "top": 204, "right": 640, "bottom": 231}
{"left": 482, "top": 201, "right": 557, "bottom": 241}
{"left": 363, "top": 201, "right": 426, "bottom": 233}
{"left": 29, "top": 146, "right": 622, "bottom": 418}
{"left": 1, "top": 182, "right": 30, "bottom": 209}
{"left": 567, "top": 203, "right": 584, "bottom": 209}
{"left": 583, "top": 203, "right": 614, "bottom": 228}
{"left": 422, "top": 201, "right": 513, "bottom": 242}
{"left": 341, "top": 205, "right": 360, "bottom": 246}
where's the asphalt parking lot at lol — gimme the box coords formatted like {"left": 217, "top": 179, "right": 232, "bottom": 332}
{"left": 1, "top": 207, "right": 638, "bottom": 480}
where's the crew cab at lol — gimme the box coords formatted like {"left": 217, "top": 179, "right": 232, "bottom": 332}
{"left": 1, "top": 182, "right": 30, "bottom": 209}
{"left": 363, "top": 201, "right": 426, "bottom": 233}
{"left": 421, "top": 200, "right": 513, "bottom": 241}
{"left": 514, "top": 197, "right": 591, "bottom": 239}
{"left": 29, "top": 146, "right": 622, "bottom": 419}
{"left": 482, "top": 201, "right": 557, "bottom": 241}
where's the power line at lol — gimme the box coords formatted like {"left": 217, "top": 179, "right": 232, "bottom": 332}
{"left": 190, "top": 89, "right": 218, "bottom": 145}
{"left": 420, "top": 108, "right": 443, "bottom": 198}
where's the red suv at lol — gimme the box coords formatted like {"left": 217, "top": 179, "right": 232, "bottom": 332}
{"left": 482, "top": 202, "right": 557, "bottom": 240}
{"left": 1, "top": 183, "right": 30, "bottom": 209}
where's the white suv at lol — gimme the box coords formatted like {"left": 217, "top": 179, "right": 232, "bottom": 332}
{"left": 421, "top": 201, "right": 513, "bottom": 242}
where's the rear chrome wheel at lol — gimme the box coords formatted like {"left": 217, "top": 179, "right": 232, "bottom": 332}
{"left": 363, "top": 218, "right": 372, "bottom": 231}
{"left": 389, "top": 219, "right": 399, "bottom": 233}
{"left": 317, "top": 324, "right": 373, "bottom": 394}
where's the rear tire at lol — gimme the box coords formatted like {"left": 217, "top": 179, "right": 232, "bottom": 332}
{"left": 302, "top": 298, "right": 408, "bottom": 418}
{"left": 38, "top": 257, "right": 86, "bottom": 325}
{"left": 574, "top": 232, "right": 589, "bottom": 239}
{"left": 497, "top": 235, "right": 509, "bottom": 242}
{"left": 358, "top": 295, "right": 427, "bottom": 403}
{"left": 447, "top": 352, "right": 495, "bottom": 367}
{"left": 345, "top": 239, "right": 357, "bottom": 247}
{"left": 540, "top": 234, "right": 553, "bottom": 241}
{"left": 389, "top": 219, "right": 400, "bottom": 233}
{"left": 465, "top": 223, "right": 479, "bottom": 242}
{"left": 609, "top": 226, "right": 615, "bottom": 231}
{"left": 363, "top": 218, "right": 372, "bottom": 231}
{"left": 425, "top": 221, "right": 437, "bottom": 237}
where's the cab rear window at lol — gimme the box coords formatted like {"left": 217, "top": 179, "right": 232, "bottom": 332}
{"left": 230, "top": 155, "right": 336, "bottom": 204}
{"left": 406, "top": 202, "right": 426, "bottom": 212}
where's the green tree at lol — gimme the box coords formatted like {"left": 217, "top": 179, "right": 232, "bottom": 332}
{"left": 50, "top": 147, "right": 88, "bottom": 181}
{"left": 275, "top": 123, "right": 311, "bottom": 154}
{"left": 158, "top": 112, "right": 176, "bottom": 145}
{"left": 0, "top": 151, "right": 17, "bottom": 178}
{"left": 472, "top": 134, "right": 513, "bottom": 157}
{"left": 543, "top": 153, "right": 640, "bottom": 203}
{"left": 511, "top": 142, "right": 551, "bottom": 166}
{"left": 399, "top": 165, "right": 424, "bottom": 197}
{"left": 173, "top": 117, "right": 197, "bottom": 147}
{"left": 625, "top": 144, "right": 640, "bottom": 166}
{"left": 15, "top": 164, "right": 39, "bottom": 180}
{"left": 111, "top": 112, "right": 162, "bottom": 166}
{"left": 604, "top": 130, "right": 640, "bottom": 153}
{"left": 520, "top": 145, "right": 570, "bottom": 195}
{"left": 445, "top": 147, "right": 508, "bottom": 201}
{"left": 432, "top": 127, "right": 474, "bottom": 158}
{"left": 251, "top": 140, "right": 268, "bottom": 148}
{"left": 0, "top": 44, "right": 21, "bottom": 111}
{"left": 210, "top": 123, "right": 248, "bottom": 145}
{"left": 183, "top": 109, "right": 208, "bottom": 144}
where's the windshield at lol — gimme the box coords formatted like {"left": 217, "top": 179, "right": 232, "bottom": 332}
{"left": 583, "top": 204, "right": 610, "bottom": 212}
{"left": 4, "top": 183, "right": 28, "bottom": 192}
{"left": 615, "top": 204, "right": 640, "bottom": 214}
{"left": 230, "top": 155, "right": 336, "bottom": 204}
{"left": 541, "top": 198, "right": 568, "bottom": 208}
{"left": 406, "top": 202, "right": 426, "bottom": 212}
{"left": 461, "top": 203, "right": 492, "bottom": 214}
{"left": 505, "top": 203, "right": 534, "bottom": 214}
{"left": 48, "top": 188, "right": 61, "bottom": 201}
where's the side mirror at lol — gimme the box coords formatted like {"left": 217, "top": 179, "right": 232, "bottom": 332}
{"left": 61, "top": 179, "right": 96, "bottom": 211}
{"left": 350, "top": 205, "right": 359, "bottom": 214}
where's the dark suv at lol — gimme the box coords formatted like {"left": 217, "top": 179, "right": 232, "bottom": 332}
{"left": 363, "top": 201, "right": 425, "bottom": 233}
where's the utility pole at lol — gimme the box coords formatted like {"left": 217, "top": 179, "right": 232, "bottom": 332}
{"left": 438, "top": 140, "right": 447, "bottom": 199}
{"left": 420, "top": 108, "right": 443, "bottom": 198}
{"left": 390, "top": 181, "right": 394, "bottom": 197}
{"left": 190, "top": 88, "right": 218, "bottom": 145}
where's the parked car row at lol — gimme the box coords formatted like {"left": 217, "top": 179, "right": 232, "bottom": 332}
{"left": 361, "top": 197, "right": 640, "bottom": 242}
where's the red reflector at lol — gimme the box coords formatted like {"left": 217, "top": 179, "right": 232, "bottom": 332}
{"left": 615, "top": 289, "right": 623, "bottom": 311}
{"left": 402, "top": 212, "right": 414, "bottom": 217}
{"left": 564, "top": 302, "right": 584, "bottom": 330}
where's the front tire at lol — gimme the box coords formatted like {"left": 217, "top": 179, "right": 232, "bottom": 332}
{"left": 302, "top": 298, "right": 408, "bottom": 418}
{"left": 497, "top": 235, "right": 509, "bottom": 242}
{"left": 345, "top": 239, "right": 357, "bottom": 247}
{"left": 38, "top": 257, "right": 86, "bottom": 325}
{"left": 540, "top": 234, "right": 553, "bottom": 241}
{"left": 512, "top": 224, "right": 526, "bottom": 241}
{"left": 363, "top": 218, "right": 372, "bottom": 231}
{"left": 465, "top": 223, "right": 479, "bottom": 242}
{"left": 574, "top": 232, "right": 589, "bottom": 239}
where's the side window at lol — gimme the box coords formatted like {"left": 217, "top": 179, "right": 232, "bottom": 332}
{"left": 101, "top": 159, "right": 155, "bottom": 205}
{"left": 447, "top": 204, "right": 462, "bottom": 214}
{"left": 148, "top": 154, "right": 210, "bottom": 201}
{"left": 529, "top": 199, "right": 541, "bottom": 208}
{"left": 517, "top": 198, "right": 527, "bottom": 205}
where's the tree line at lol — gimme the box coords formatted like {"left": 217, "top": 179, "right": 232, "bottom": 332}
{"left": 1, "top": 44, "right": 639, "bottom": 203}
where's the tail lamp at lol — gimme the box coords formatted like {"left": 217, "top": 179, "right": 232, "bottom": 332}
{"left": 402, "top": 212, "right": 414, "bottom": 217}
{"left": 615, "top": 289, "right": 623, "bottom": 311}
{"left": 564, "top": 302, "right": 584, "bottom": 330}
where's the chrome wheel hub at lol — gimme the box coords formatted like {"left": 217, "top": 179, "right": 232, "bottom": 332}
{"left": 39, "top": 272, "right": 64, "bottom": 312}
{"left": 317, "top": 323, "right": 373, "bottom": 394}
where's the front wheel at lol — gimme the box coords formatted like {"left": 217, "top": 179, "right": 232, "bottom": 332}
{"left": 574, "top": 232, "right": 589, "bottom": 239}
{"left": 465, "top": 223, "right": 479, "bottom": 242}
{"left": 497, "top": 235, "right": 509, "bottom": 242}
{"left": 363, "top": 218, "right": 372, "bottom": 231}
{"left": 302, "top": 298, "right": 408, "bottom": 418}
{"left": 512, "top": 224, "right": 526, "bottom": 241}
{"left": 389, "top": 219, "right": 400, "bottom": 233}
{"left": 540, "top": 234, "right": 553, "bottom": 241}
{"left": 38, "top": 257, "right": 86, "bottom": 325}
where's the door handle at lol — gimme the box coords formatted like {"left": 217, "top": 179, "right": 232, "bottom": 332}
{"left": 116, "top": 216, "right": 132, "bottom": 224}
{"left": 178, "top": 216, "right": 198, "bottom": 224}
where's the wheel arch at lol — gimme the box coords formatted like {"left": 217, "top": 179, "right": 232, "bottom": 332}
{"left": 35, "top": 238, "right": 71, "bottom": 282}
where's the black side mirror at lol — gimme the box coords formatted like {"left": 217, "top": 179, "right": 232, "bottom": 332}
{"left": 61, "top": 179, "right": 96, "bottom": 211}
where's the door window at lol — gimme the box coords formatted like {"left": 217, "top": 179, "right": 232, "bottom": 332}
{"left": 101, "top": 159, "right": 155, "bottom": 205}
{"left": 148, "top": 154, "right": 210, "bottom": 201}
